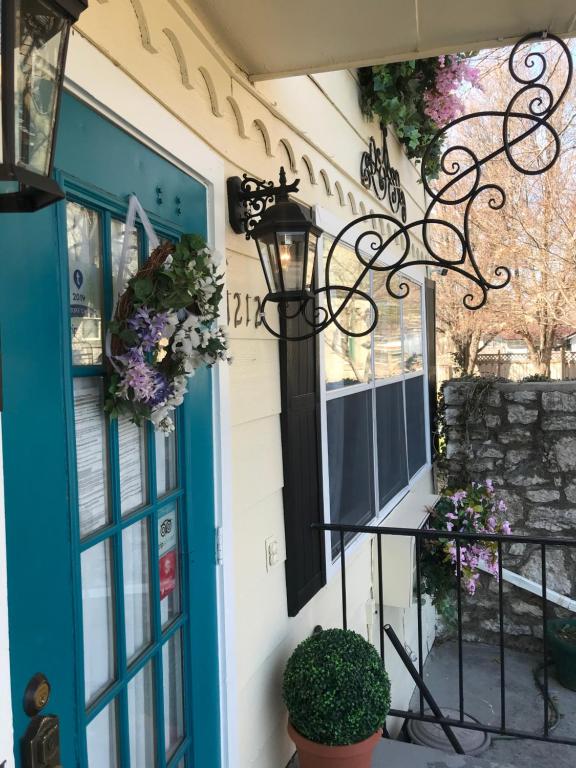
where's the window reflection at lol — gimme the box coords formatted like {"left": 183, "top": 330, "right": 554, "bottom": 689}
{"left": 403, "top": 283, "right": 423, "bottom": 372}
{"left": 324, "top": 241, "right": 372, "bottom": 389}
{"left": 373, "top": 273, "right": 402, "bottom": 379}
{"left": 68, "top": 202, "right": 103, "bottom": 365}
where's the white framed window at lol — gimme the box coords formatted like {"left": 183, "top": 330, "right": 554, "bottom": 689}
{"left": 317, "top": 210, "right": 431, "bottom": 562}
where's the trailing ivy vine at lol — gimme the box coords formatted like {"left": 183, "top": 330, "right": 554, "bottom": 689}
{"left": 358, "top": 54, "right": 479, "bottom": 179}
{"left": 436, "top": 375, "right": 506, "bottom": 486}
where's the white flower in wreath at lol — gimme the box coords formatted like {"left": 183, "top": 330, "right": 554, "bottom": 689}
{"left": 151, "top": 406, "right": 175, "bottom": 433}
{"left": 163, "top": 254, "right": 173, "bottom": 269}
{"left": 197, "top": 277, "right": 217, "bottom": 298}
{"left": 182, "top": 313, "right": 200, "bottom": 330}
{"left": 210, "top": 250, "right": 223, "bottom": 267}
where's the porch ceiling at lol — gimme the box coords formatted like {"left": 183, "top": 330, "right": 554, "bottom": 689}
{"left": 185, "top": 0, "right": 576, "bottom": 80}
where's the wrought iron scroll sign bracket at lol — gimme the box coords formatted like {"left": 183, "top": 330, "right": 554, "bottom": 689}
{"left": 227, "top": 167, "right": 300, "bottom": 238}
{"left": 233, "top": 32, "right": 572, "bottom": 341}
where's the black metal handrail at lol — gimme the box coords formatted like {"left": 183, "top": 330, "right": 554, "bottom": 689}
{"left": 313, "top": 521, "right": 576, "bottom": 750}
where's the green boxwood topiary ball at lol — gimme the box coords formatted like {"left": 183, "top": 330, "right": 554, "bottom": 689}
{"left": 282, "top": 628, "right": 391, "bottom": 746}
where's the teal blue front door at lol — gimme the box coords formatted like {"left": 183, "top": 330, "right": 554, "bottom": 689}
{"left": 0, "top": 94, "right": 221, "bottom": 768}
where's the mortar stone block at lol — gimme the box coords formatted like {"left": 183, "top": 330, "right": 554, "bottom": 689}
{"left": 525, "top": 507, "right": 565, "bottom": 533}
{"left": 485, "top": 413, "right": 502, "bottom": 428}
{"left": 508, "top": 471, "right": 549, "bottom": 487}
{"left": 525, "top": 488, "right": 560, "bottom": 503}
{"left": 485, "top": 389, "right": 502, "bottom": 408}
{"left": 444, "top": 407, "right": 461, "bottom": 426}
{"left": 507, "top": 403, "right": 538, "bottom": 424}
{"left": 565, "top": 480, "right": 576, "bottom": 503}
{"left": 542, "top": 391, "right": 576, "bottom": 412}
{"left": 554, "top": 436, "right": 576, "bottom": 471}
{"left": 522, "top": 549, "right": 571, "bottom": 594}
{"left": 542, "top": 414, "right": 576, "bottom": 431}
{"left": 499, "top": 428, "right": 532, "bottom": 445}
{"left": 477, "top": 445, "right": 505, "bottom": 459}
{"left": 505, "top": 390, "right": 538, "bottom": 403}
{"left": 505, "top": 448, "right": 533, "bottom": 468}
{"left": 443, "top": 384, "right": 469, "bottom": 405}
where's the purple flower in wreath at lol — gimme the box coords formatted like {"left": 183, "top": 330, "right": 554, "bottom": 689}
{"left": 115, "top": 348, "right": 166, "bottom": 404}
{"left": 147, "top": 372, "right": 172, "bottom": 407}
{"left": 128, "top": 306, "right": 170, "bottom": 352}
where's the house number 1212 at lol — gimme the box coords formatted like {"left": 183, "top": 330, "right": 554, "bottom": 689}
{"left": 226, "top": 291, "right": 263, "bottom": 329}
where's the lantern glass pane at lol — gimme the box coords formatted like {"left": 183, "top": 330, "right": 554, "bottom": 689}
{"left": 305, "top": 232, "right": 318, "bottom": 291}
{"left": 256, "top": 233, "right": 283, "bottom": 294}
{"left": 14, "top": 0, "right": 68, "bottom": 175}
{"left": 277, "top": 231, "right": 306, "bottom": 293}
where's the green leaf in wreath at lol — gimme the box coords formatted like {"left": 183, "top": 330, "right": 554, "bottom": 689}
{"left": 133, "top": 276, "right": 154, "bottom": 301}
{"left": 119, "top": 329, "right": 140, "bottom": 346}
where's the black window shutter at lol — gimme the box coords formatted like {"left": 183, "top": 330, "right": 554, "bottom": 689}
{"left": 279, "top": 308, "right": 326, "bottom": 617}
{"left": 425, "top": 278, "right": 438, "bottom": 458}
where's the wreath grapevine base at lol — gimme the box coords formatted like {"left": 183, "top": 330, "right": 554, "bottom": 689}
{"left": 105, "top": 234, "right": 231, "bottom": 433}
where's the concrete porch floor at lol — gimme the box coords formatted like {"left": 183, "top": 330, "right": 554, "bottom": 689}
{"left": 407, "top": 640, "right": 576, "bottom": 768}
{"left": 290, "top": 738, "right": 516, "bottom": 767}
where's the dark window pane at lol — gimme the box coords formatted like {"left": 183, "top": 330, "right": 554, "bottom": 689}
{"left": 327, "top": 390, "right": 375, "bottom": 555}
{"left": 376, "top": 382, "right": 409, "bottom": 508}
{"left": 405, "top": 375, "right": 427, "bottom": 477}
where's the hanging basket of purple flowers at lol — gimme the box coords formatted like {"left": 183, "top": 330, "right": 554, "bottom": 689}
{"left": 105, "top": 234, "right": 231, "bottom": 433}
{"left": 421, "top": 480, "right": 512, "bottom": 625}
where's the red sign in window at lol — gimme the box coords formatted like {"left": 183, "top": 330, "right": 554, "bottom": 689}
{"left": 159, "top": 549, "right": 177, "bottom": 600}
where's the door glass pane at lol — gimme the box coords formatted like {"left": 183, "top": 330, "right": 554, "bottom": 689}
{"left": 163, "top": 630, "right": 185, "bottom": 759}
{"left": 123, "top": 519, "right": 152, "bottom": 663}
{"left": 119, "top": 416, "right": 147, "bottom": 515}
{"left": 373, "top": 274, "right": 402, "bottom": 379}
{"left": 128, "top": 662, "right": 157, "bottom": 768}
{"left": 403, "top": 282, "right": 423, "bottom": 372}
{"left": 158, "top": 505, "right": 181, "bottom": 628}
{"left": 14, "top": 0, "right": 66, "bottom": 174}
{"left": 155, "top": 427, "right": 177, "bottom": 497}
{"left": 82, "top": 540, "right": 115, "bottom": 705}
{"left": 74, "top": 378, "right": 110, "bottom": 538}
{"left": 67, "top": 202, "right": 103, "bottom": 365}
{"left": 324, "top": 240, "right": 372, "bottom": 389}
{"left": 111, "top": 219, "right": 140, "bottom": 300}
{"left": 87, "top": 700, "right": 119, "bottom": 768}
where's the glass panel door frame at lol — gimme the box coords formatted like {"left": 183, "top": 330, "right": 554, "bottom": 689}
{"left": 55, "top": 172, "right": 217, "bottom": 768}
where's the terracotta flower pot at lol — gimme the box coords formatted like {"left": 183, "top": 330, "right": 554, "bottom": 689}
{"left": 288, "top": 722, "right": 381, "bottom": 768}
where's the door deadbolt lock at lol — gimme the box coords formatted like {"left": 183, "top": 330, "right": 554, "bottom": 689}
{"left": 21, "top": 715, "right": 61, "bottom": 768}
{"left": 24, "top": 673, "right": 51, "bottom": 717}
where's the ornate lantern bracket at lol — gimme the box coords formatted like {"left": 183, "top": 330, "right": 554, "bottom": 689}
{"left": 227, "top": 167, "right": 300, "bottom": 238}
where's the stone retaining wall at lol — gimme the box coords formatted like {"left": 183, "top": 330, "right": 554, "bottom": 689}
{"left": 443, "top": 381, "right": 576, "bottom": 649}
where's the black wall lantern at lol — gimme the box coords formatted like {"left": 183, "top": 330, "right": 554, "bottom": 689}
{"left": 227, "top": 33, "right": 572, "bottom": 342}
{"left": 0, "top": 0, "right": 87, "bottom": 213}
{"left": 228, "top": 167, "right": 322, "bottom": 303}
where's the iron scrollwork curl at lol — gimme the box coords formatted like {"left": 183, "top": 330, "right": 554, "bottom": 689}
{"left": 265, "top": 32, "right": 572, "bottom": 341}
{"left": 360, "top": 126, "right": 407, "bottom": 222}
{"left": 228, "top": 168, "right": 300, "bottom": 238}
